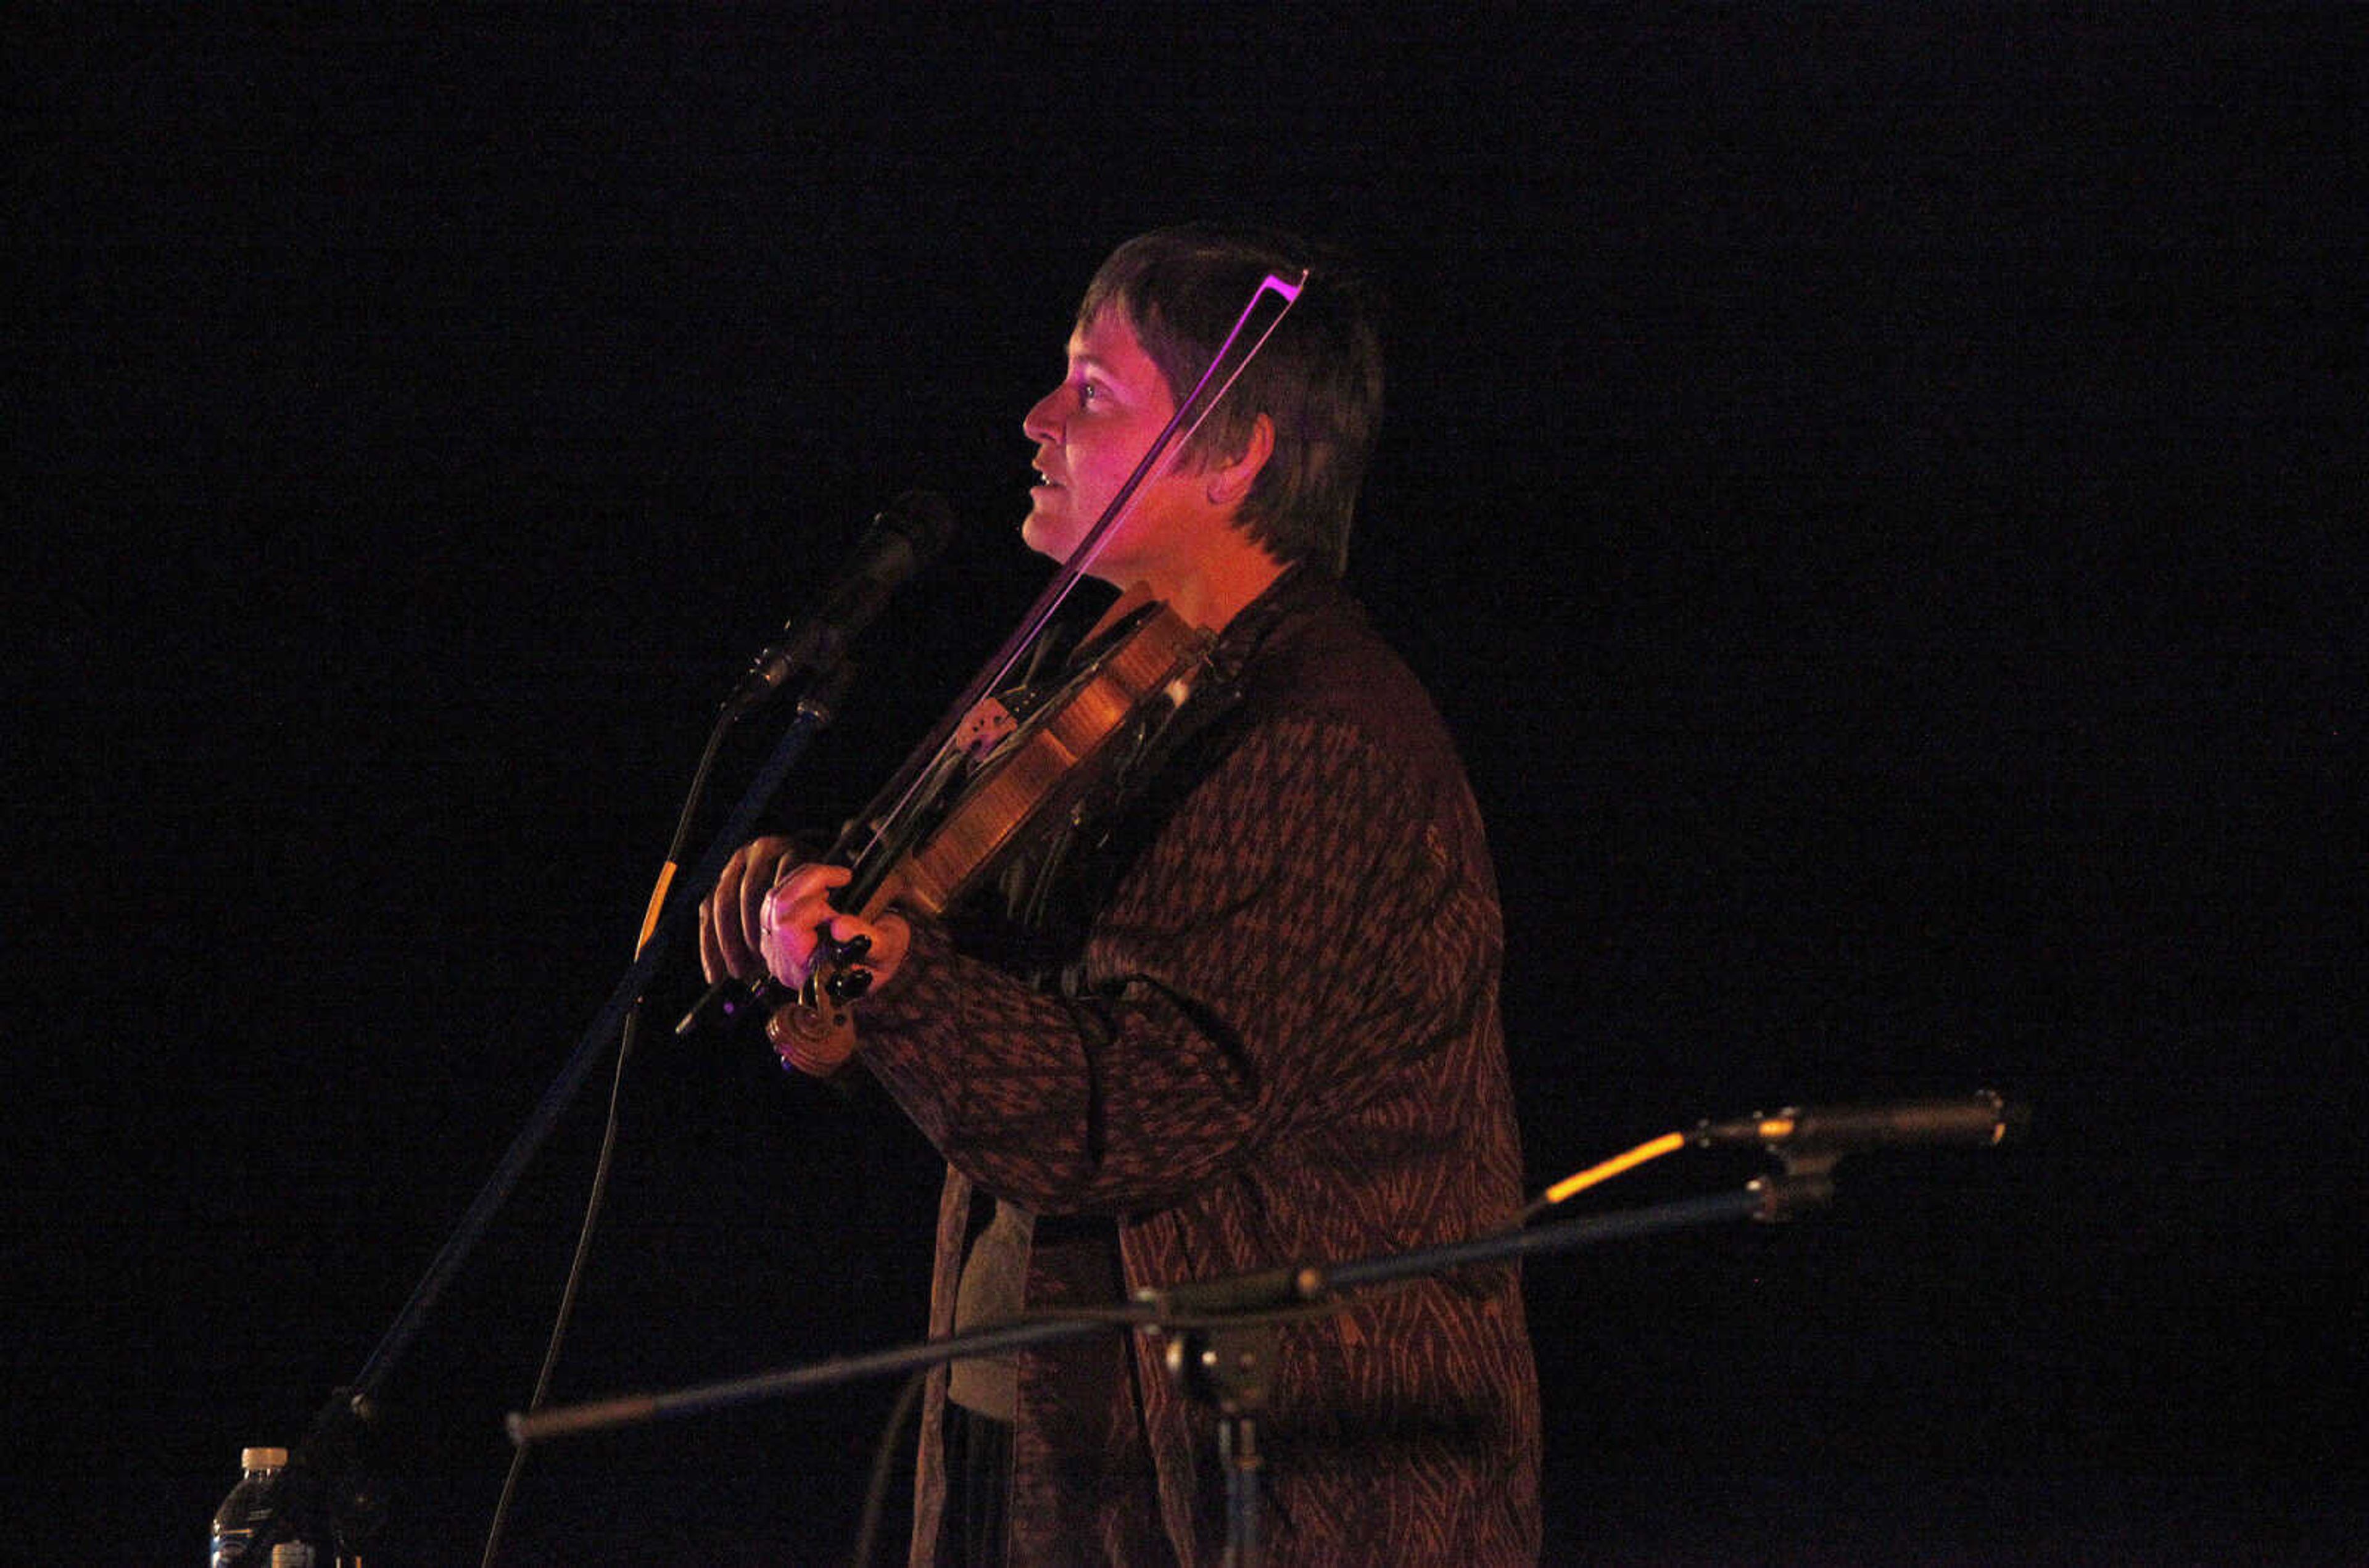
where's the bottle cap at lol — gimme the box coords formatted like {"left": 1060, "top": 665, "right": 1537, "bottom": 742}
{"left": 241, "top": 1446, "right": 289, "bottom": 1470}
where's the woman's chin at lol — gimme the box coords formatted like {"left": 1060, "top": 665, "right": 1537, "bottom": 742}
{"left": 1021, "top": 508, "right": 1073, "bottom": 563}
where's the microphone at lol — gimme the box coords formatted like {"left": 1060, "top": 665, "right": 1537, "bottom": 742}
{"left": 723, "top": 489, "right": 959, "bottom": 717}
{"left": 1692, "top": 1091, "right": 2027, "bottom": 1152}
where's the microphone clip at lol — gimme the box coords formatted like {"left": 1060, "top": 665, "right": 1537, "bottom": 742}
{"left": 1747, "top": 1152, "right": 1844, "bottom": 1223}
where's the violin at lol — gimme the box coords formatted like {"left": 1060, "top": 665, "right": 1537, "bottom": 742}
{"left": 767, "top": 597, "right": 1212, "bottom": 1075}
{"left": 684, "top": 266, "right": 1309, "bottom": 1073}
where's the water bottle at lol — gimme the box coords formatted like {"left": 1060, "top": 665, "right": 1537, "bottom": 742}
{"left": 209, "top": 1446, "right": 314, "bottom": 1567}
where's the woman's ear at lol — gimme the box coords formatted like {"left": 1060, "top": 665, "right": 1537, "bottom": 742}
{"left": 1207, "top": 413, "right": 1276, "bottom": 506}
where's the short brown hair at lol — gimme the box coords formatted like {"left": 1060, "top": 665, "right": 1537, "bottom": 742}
{"left": 1077, "top": 225, "right": 1384, "bottom": 575}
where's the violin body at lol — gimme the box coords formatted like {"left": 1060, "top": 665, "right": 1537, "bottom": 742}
{"left": 770, "top": 600, "right": 1213, "bottom": 1075}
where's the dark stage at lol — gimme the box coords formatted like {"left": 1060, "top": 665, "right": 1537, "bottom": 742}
{"left": 10, "top": 10, "right": 2358, "bottom": 1564}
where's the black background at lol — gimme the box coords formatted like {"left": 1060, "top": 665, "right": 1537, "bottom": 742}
{"left": 9, "top": 9, "right": 2360, "bottom": 1564}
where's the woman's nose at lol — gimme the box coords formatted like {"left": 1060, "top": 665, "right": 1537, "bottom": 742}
{"left": 1022, "top": 387, "right": 1065, "bottom": 444}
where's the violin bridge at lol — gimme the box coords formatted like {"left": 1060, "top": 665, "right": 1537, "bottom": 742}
{"left": 955, "top": 696, "right": 1020, "bottom": 762}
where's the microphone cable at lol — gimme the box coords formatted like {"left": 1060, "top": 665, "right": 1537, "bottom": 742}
{"left": 850, "top": 1369, "right": 928, "bottom": 1568}
{"left": 478, "top": 714, "right": 737, "bottom": 1568}
{"left": 1520, "top": 1131, "right": 1689, "bottom": 1223}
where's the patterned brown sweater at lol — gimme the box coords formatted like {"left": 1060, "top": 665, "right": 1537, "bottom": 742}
{"left": 858, "top": 566, "right": 1542, "bottom": 1566}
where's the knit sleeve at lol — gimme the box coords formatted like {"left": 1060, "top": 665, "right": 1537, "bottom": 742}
{"left": 854, "top": 711, "right": 1498, "bottom": 1217}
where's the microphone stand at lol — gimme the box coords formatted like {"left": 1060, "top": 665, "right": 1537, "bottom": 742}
{"left": 506, "top": 1181, "right": 1808, "bottom": 1566}
{"left": 213, "top": 658, "right": 859, "bottom": 1566}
